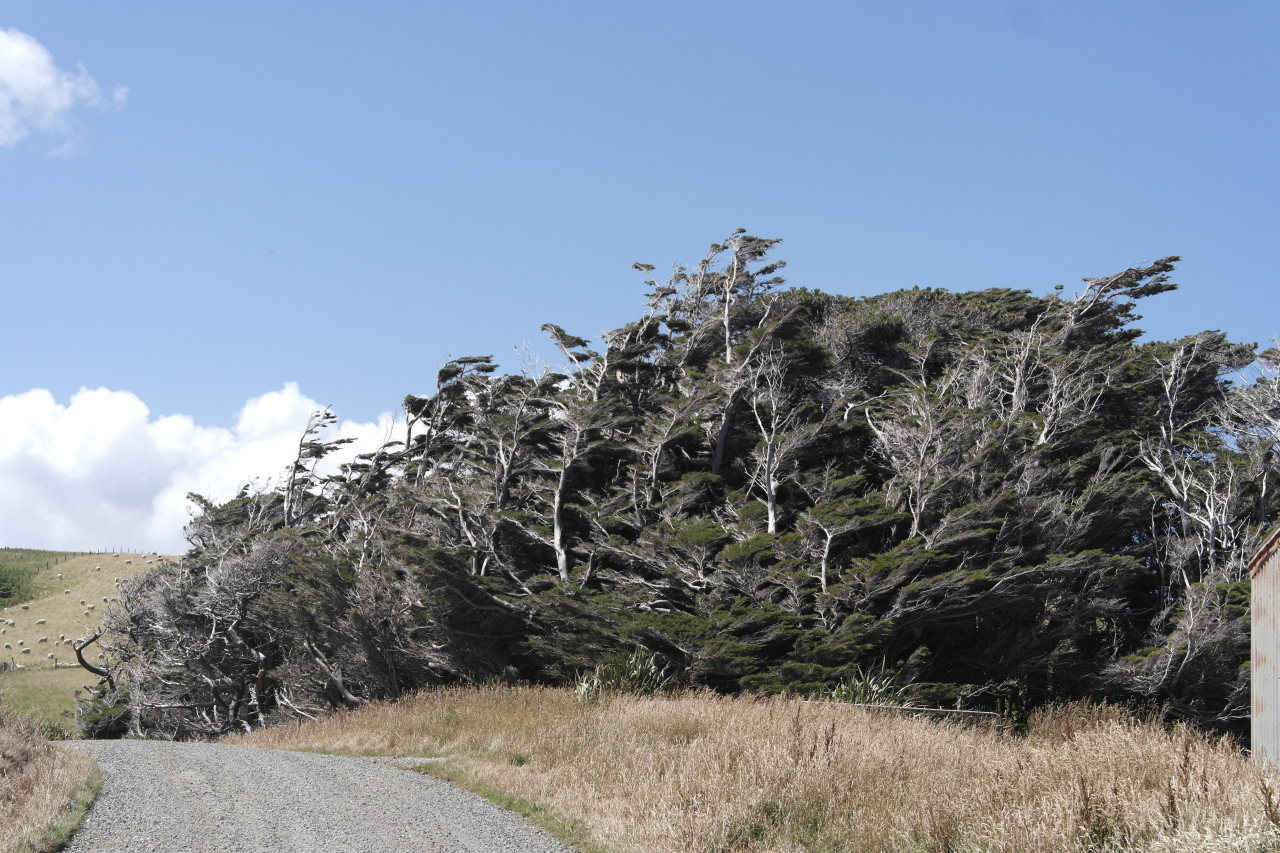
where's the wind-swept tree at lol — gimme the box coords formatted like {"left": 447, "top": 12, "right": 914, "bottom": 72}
{"left": 77, "top": 235, "right": 1275, "bottom": 738}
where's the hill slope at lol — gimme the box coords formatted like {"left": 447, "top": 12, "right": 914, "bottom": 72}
{"left": 1, "top": 552, "right": 165, "bottom": 670}
{"left": 0, "top": 548, "right": 74, "bottom": 602}
{"left": 0, "top": 553, "right": 167, "bottom": 732}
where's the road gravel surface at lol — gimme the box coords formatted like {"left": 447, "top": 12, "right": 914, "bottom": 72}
{"left": 65, "top": 740, "right": 575, "bottom": 852}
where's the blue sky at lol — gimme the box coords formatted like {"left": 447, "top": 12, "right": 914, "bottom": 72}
{"left": 1, "top": 2, "right": 1276, "bottom": 550}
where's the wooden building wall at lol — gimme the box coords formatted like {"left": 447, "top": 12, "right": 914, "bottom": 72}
{"left": 1252, "top": 526, "right": 1280, "bottom": 767}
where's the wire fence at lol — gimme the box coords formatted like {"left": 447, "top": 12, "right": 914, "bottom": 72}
{"left": 0, "top": 547, "right": 162, "bottom": 569}
{"left": 802, "top": 698, "right": 1009, "bottom": 731}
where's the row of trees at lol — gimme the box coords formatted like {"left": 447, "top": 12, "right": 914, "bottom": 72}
{"left": 76, "top": 233, "right": 1279, "bottom": 739}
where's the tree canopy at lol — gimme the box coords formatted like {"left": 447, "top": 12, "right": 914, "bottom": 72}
{"left": 75, "top": 234, "right": 1279, "bottom": 739}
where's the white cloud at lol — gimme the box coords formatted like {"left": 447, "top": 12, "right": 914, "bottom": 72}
{"left": 0, "top": 384, "right": 399, "bottom": 554}
{"left": 0, "top": 28, "right": 127, "bottom": 148}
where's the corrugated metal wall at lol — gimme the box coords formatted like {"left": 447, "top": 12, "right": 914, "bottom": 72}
{"left": 1252, "top": 527, "right": 1280, "bottom": 767}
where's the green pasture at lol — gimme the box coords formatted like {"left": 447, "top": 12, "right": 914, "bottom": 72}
{"left": 0, "top": 666, "right": 86, "bottom": 737}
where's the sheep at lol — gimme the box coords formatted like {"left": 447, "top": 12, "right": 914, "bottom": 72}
{"left": 46, "top": 653, "right": 54, "bottom": 659}
{"left": 19, "top": 604, "right": 28, "bottom": 610}
{"left": 14, "top": 664, "right": 25, "bottom": 670}
{"left": 19, "top": 648, "right": 30, "bottom": 655}
{"left": 17, "top": 640, "right": 24, "bottom": 646}
{"left": 87, "top": 605, "right": 95, "bottom": 611}
{"left": 65, "top": 589, "right": 71, "bottom": 594}
{"left": 103, "top": 597, "right": 109, "bottom": 603}
{"left": 59, "top": 634, "right": 66, "bottom": 641}
{"left": 83, "top": 611, "right": 91, "bottom": 617}
{"left": 80, "top": 600, "right": 86, "bottom": 606}
{"left": 94, "top": 566, "right": 101, "bottom": 571}
{"left": 37, "top": 637, "right": 47, "bottom": 644}
{"left": 35, "top": 619, "right": 46, "bottom": 625}
{"left": 56, "top": 573, "right": 62, "bottom": 579}
{"left": 1, "top": 629, "right": 5, "bottom": 635}
{"left": 3, "top": 643, "right": 9, "bottom": 650}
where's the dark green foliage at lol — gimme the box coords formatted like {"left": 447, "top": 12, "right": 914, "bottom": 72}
{"left": 79, "top": 234, "right": 1279, "bottom": 738}
{"left": 74, "top": 694, "right": 130, "bottom": 739}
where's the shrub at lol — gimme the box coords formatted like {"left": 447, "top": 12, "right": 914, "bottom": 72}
{"left": 573, "top": 649, "right": 676, "bottom": 702}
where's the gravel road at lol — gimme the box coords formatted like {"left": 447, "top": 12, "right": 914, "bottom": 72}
{"left": 65, "top": 740, "right": 576, "bottom": 853}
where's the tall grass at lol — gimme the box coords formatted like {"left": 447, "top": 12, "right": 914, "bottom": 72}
{"left": 0, "top": 695, "right": 97, "bottom": 853}
{"left": 226, "top": 686, "right": 1280, "bottom": 852}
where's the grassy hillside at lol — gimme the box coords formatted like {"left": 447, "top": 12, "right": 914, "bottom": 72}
{"left": 0, "top": 549, "right": 76, "bottom": 604}
{"left": 0, "top": 553, "right": 164, "bottom": 733}
{"left": 228, "top": 686, "right": 1280, "bottom": 853}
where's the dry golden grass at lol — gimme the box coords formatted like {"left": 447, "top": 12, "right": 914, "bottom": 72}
{"left": 0, "top": 696, "right": 97, "bottom": 853}
{"left": 0, "top": 552, "right": 160, "bottom": 673}
{"left": 226, "top": 686, "right": 1280, "bottom": 853}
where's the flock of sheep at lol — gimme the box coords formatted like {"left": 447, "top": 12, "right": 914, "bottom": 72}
{"left": 2, "top": 552, "right": 161, "bottom": 670}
